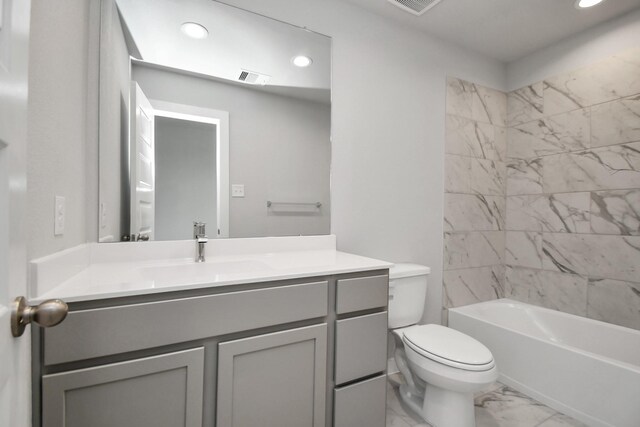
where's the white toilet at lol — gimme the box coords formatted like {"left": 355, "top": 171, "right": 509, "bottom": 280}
{"left": 388, "top": 263, "right": 498, "bottom": 427}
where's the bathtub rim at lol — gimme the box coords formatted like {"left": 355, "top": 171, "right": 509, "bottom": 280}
{"left": 448, "top": 298, "right": 640, "bottom": 374}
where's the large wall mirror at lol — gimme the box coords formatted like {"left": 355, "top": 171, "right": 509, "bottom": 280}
{"left": 99, "top": 0, "right": 331, "bottom": 242}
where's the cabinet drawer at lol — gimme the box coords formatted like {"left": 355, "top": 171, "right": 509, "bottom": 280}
{"left": 336, "top": 275, "right": 388, "bottom": 314}
{"left": 44, "top": 281, "right": 328, "bottom": 365}
{"left": 335, "top": 312, "right": 388, "bottom": 385}
{"left": 334, "top": 374, "right": 387, "bottom": 427}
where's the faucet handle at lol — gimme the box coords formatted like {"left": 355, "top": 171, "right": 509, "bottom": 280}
{"left": 193, "top": 222, "right": 206, "bottom": 238}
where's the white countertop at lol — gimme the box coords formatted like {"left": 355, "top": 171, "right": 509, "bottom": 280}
{"left": 30, "top": 236, "right": 393, "bottom": 303}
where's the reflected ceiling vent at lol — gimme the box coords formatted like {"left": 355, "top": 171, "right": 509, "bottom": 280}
{"left": 238, "top": 69, "right": 271, "bottom": 86}
{"left": 387, "top": 0, "right": 444, "bottom": 16}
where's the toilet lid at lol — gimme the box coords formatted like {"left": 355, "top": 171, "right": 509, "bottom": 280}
{"left": 402, "top": 325, "right": 494, "bottom": 371}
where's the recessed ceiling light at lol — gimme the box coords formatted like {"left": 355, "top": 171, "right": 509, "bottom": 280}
{"left": 292, "top": 55, "right": 313, "bottom": 68}
{"left": 181, "top": 22, "right": 209, "bottom": 39}
{"left": 575, "top": 0, "right": 606, "bottom": 9}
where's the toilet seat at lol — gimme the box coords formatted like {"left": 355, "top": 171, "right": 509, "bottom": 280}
{"left": 402, "top": 324, "right": 495, "bottom": 372}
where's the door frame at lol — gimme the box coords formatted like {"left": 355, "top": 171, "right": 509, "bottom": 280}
{"left": 150, "top": 100, "right": 230, "bottom": 238}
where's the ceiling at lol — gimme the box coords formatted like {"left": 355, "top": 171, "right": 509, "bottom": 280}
{"left": 341, "top": 0, "right": 640, "bottom": 62}
{"left": 116, "top": 0, "right": 331, "bottom": 100}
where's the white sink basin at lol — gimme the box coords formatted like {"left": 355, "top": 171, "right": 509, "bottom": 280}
{"left": 141, "top": 260, "right": 273, "bottom": 284}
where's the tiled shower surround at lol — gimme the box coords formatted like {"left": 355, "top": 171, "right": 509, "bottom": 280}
{"left": 444, "top": 47, "right": 640, "bottom": 330}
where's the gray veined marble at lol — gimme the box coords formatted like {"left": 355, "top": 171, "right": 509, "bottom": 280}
{"left": 542, "top": 142, "right": 640, "bottom": 193}
{"left": 505, "top": 266, "right": 588, "bottom": 316}
{"left": 542, "top": 233, "right": 640, "bottom": 282}
{"left": 446, "top": 114, "right": 499, "bottom": 160}
{"left": 543, "top": 48, "right": 640, "bottom": 116}
{"left": 474, "top": 385, "right": 558, "bottom": 427}
{"left": 471, "top": 158, "right": 506, "bottom": 196}
{"left": 506, "top": 232, "right": 543, "bottom": 269}
{"left": 447, "top": 77, "right": 475, "bottom": 119}
{"left": 507, "top": 158, "right": 543, "bottom": 195}
{"left": 473, "top": 84, "right": 507, "bottom": 127}
{"left": 507, "top": 109, "right": 590, "bottom": 159}
{"left": 587, "top": 278, "right": 640, "bottom": 330}
{"left": 444, "top": 194, "right": 505, "bottom": 232}
{"left": 591, "top": 94, "right": 640, "bottom": 148}
{"left": 507, "top": 82, "right": 544, "bottom": 127}
{"left": 445, "top": 154, "right": 472, "bottom": 194}
{"left": 506, "top": 193, "right": 590, "bottom": 233}
{"left": 444, "top": 231, "right": 504, "bottom": 270}
{"left": 590, "top": 189, "right": 640, "bottom": 236}
{"left": 443, "top": 265, "right": 505, "bottom": 309}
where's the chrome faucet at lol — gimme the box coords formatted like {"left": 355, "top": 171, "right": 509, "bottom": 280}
{"left": 193, "top": 222, "right": 208, "bottom": 263}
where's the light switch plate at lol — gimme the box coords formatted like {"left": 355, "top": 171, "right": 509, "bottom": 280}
{"left": 54, "top": 196, "right": 65, "bottom": 236}
{"left": 231, "top": 184, "right": 245, "bottom": 198}
{"left": 100, "top": 202, "right": 107, "bottom": 229}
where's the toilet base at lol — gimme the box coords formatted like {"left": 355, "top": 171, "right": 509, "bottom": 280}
{"left": 398, "top": 383, "right": 476, "bottom": 427}
{"left": 422, "top": 383, "right": 476, "bottom": 427}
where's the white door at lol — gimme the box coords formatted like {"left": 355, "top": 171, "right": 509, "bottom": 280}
{"left": 129, "top": 81, "right": 155, "bottom": 240}
{"left": 0, "top": 0, "right": 32, "bottom": 425}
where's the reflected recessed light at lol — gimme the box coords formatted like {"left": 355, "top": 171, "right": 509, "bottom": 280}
{"left": 292, "top": 55, "right": 313, "bottom": 68}
{"left": 575, "top": 0, "right": 606, "bottom": 9}
{"left": 181, "top": 22, "right": 209, "bottom": 39}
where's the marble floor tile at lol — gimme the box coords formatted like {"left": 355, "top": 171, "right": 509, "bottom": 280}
{"left": 536, "top": 413, "right": 589, "bottom": 427}
{"left": 386, "top": 380, "right": 585, "bottom": 427}
{"left": 474, "top": 386, "right": 557, "bottom": 427}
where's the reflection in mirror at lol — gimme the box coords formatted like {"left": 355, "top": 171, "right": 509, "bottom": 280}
{"left": 99, "top": 0, "right": 331, "bottom": 242}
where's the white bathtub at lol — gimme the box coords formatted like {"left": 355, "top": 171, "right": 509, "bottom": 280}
{"left": 449, "top": 299, "right": 640, "bottom": 427}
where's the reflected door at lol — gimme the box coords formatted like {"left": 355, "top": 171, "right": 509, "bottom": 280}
{"left": 129, "top": 81, "right": 155, "bottom": 240}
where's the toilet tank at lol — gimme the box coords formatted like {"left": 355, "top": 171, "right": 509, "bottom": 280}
{"left": 388, "top": 263, "right": 431, "bottom": 329}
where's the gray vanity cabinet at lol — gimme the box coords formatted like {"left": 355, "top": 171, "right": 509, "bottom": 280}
{"left": 216, "top": 324, "right": 327, "bottom": 427}
{"left": 41, "top": 348, "right": 205, "bottom": 427}
{"left": 35, "top": 271, "right": 390, "bottom": 427}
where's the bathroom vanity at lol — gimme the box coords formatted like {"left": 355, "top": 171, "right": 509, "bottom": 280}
{"left": 30, "top": 236, "right": 391, "bottom": 427}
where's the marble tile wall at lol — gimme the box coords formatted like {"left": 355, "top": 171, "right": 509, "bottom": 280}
{"left": 504, "top": 47, "right": 640, "bottom": 331}
{"left": 443, "top": 78, "right": 508, "bottom": 312}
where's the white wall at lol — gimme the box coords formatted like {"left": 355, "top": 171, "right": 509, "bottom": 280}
{"left": 132, "top": 64, "right": 332, "bottom": 238}
{"left": 220, "top": 0, "right": 506, "bottom": 324}
{"left": 98, "top": 0, "right": 132, "bottom": 242}
{"left": 27, "top": 0, "right": 95, "bottom": 259}
{"left": 507, "top": 8, "right": 640, "bottom": 90}
{"left": 155, "top": 117, "right": 217, "bottom": 240}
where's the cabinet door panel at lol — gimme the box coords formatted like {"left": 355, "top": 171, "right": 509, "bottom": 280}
{"left": 217, "top": 324, "right": 327, "bottom": 427}
{"left": 334, "top": 375, "right": 387, "bottom": 427}
{"left": 42, "top": 348, "right": 204, "bottom": 427}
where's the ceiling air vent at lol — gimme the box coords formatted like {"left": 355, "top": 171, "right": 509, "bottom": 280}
{"left": 238, "top": 69, "right": 271, "bottom": 86}
{"left": 387, "top": 0, "right": 444, "bottom": 16}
